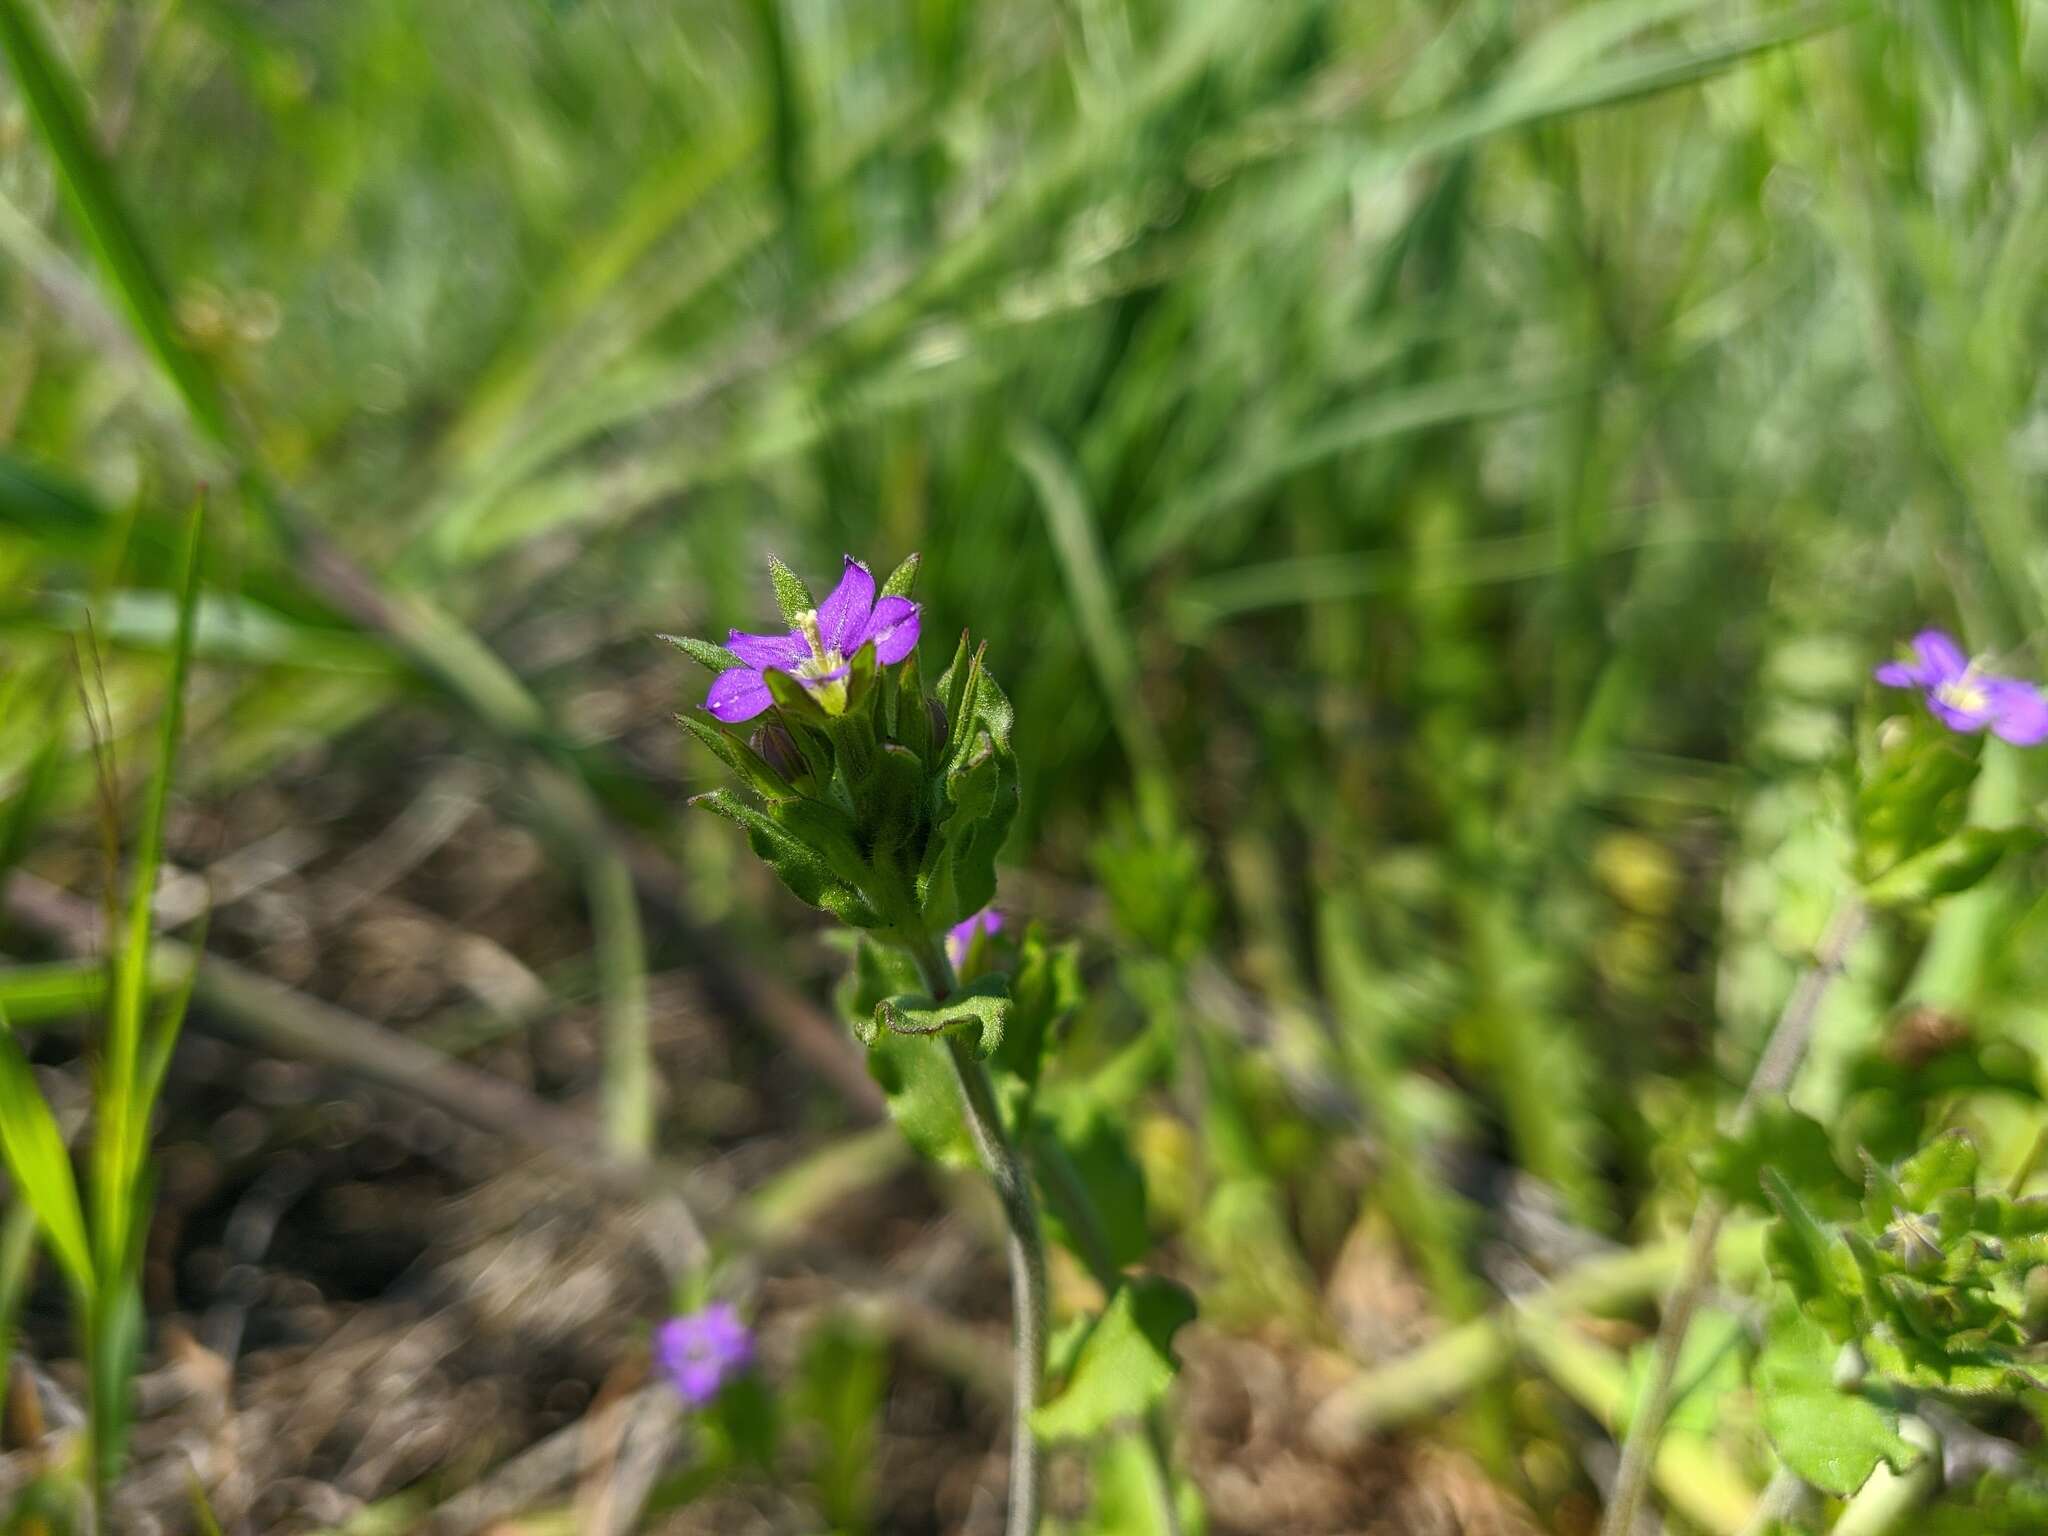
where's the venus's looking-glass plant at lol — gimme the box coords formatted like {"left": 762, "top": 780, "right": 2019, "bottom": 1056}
{"left": 667, "top": 552, "right": 1045, "bottom": 1534}
{"left": 657, "top": 1303, "right": 756, "bottom": 1408}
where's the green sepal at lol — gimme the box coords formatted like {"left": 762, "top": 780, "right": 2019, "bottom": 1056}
{"left": 859, "top": 973, "right": 1011, "bottom": 1057}
{"left": 935, "top": 631, "right": 972, "bottom": 759}
{"left": 660, "top": 632, "right": 745, "bottom": 673}
{"left": 767, "top": 553, "right": 815, "bottom": 623}
{"left": 893, "top": 650, "right": 932, "bottom": 763}
{"left": 765, "top": 664, "right": 832, "bottom": 724}
{"left": 679, "top": 713, "right": 796, "bottom": 801}
{"left": 879, "top": 551, "right": 921, "bottom": 599}
{"left": 843, "top": 638, "right": 880, "bottom": 715}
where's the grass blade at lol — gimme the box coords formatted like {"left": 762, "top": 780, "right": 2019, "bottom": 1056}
{"left": 0, "top": 0, "right": 237, "bottom": 450}
{"left": 0, "top": 1015, "right": 92, "bottom": 1300}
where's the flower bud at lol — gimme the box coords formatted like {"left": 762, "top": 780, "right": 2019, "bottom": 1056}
{"left": 750, "top": 722, "right": 807, "bottom": 787}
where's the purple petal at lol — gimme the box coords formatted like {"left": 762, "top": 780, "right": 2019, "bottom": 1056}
{"left": 1911, "top": 630, "right": 1969, "bottom": 686}
{"left": 1874, "top": 661, "right": 1921, "bottom": 689}
{"left": 862, "top": 596, "right": 921, "bottom": 665}
{"left": 1987, "top": 678, "right": 2048, "bottom": 746}
{"left": 727, "top": 628, "right": 806, "bottom": 669}
{"left": 945, "top": 908, "right": 1003, "bottom": 966}
{"left": 815, "top": 558, "right": 876, "bottom": 656}
{"left": 655, "top": 1304, "right": 754, "bottom": 1408}
{"left": 706, "top": 667, "right": 772, "bottom": 722}
{"left": 1928, "top": 694, "right": 1995, "bottom": 733}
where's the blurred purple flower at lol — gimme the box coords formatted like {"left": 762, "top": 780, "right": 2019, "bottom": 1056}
{"left": 655, "top": 1302, "right": 754, "bottom": 1407}
{"left": 946, "top": 908, "right": 1003, "bottom": 969}
{"left": 707, "top": 557, "right": 921, "bottom": 723}
{"left": 1876, "top": 629, "right": 2048, "bottom": 746}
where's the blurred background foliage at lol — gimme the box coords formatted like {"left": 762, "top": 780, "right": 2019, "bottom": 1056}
{"left": 4, "top": 0, "right": 2048, "bottom": 1529}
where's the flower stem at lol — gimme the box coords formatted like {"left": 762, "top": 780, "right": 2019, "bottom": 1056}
{"left": 908, "top": 931, "right": 1045, "bottom": 1536}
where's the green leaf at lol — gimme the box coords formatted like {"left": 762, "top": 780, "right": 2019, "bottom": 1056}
{"left": 1864, "top": 827, "right": 2044, "bottom": 908}
{"left": 692, "top": 790, "right": 879, "bottom": 927}
{"left": 1076, "top": 1434, "right": 1204, "bottom": 1536}
{"left": 864, "top": 1030, "right": 974, "bottom": 1169}
{"left": 1621, "top": 1308, "right": 1744, "bottom": 1438}
{"left": 994, "top": 924, "right": 1081, "bottom": 1088}
{"left": 679, "top": 713, "right": 795, "bottom": 802}
{"left": 766, "top": 553, "right": 815, "bottom": 623}
{"left": 1032, "top": 1277, "right": 1197, "bottom": 1442}
{"left": 1896, "top": 1130, "right": 1979, "bottom": 1208}
{"left": 1756, "top": 1304, "right": 1919, "bottom": 1496}
{"left": 1032, "top": 1090, "right": 1151, "bottom": 1272}
{"left": 862, "top": 973, "right": 1010, "bottom": 1057}
{"left": 661, "top": 633, "right": 744, "bottom": 673}
{"left": 0, "top": 1019, "right": 93, "bottom": 1300}
{"left": 1699, "top": 1101, "right": 1856, "bottom": 1217}
{"left": 1762, "top": 1165, "right": 1855, "bottom": 1333}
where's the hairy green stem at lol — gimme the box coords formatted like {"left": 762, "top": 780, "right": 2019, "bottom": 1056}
{"left": 908, "top": 931, "right": 1045, "bottom": 1536}
{"left": 1598, "top": 899, "right": 1866, "bottom": 1536}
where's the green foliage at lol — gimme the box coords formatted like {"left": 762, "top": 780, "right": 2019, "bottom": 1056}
{"left": 1032, "top": 1277, "right": 1197, "bottom": 1443}
{"left": 1755, "top": 1303, "right": 1920, "bottom": 1496}
{"left": 1701, "top": 1102, "right": 1859, "bottom": 1219}
{"left": 1853, "top": 713, "right": 1984, "bottom": 885}
{"left": 862, "top": 974, "right": 1011, "bottom": 1057}
{"left": 0, "top": 1023, "right": 93, "bottom": 1295}
{"left": 1764, "top": 1135, "right": 2048, "bottom": 1401}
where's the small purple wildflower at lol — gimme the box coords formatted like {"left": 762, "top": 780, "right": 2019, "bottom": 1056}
{"left": 945, "top": 908, "right": 1003, "bottom": 969}
{"left": 655, "top": 1302, "right": 755, "bottom": 1407}
{"left": 1875, "top": 629, "right": 2048, "bottom": 746}
{"left": 707, "top": 557, "right": 921, "bottom": 724}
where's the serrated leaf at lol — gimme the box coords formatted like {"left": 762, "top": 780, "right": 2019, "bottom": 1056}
{"left": 661, "top": 633, "right": 744, "bottom": 672}
{"left": 1032, "top": 1277, "right": 1197, "bottom": 1442}
{"left": 1700, "top": 1101, "right": 1856, "bottom": 1217}
{"left": 1756, "top": 1304, "right": 1919, "bottom": 1495}
{"left": 1897, "top": 1131, "right": 1978, "bottom": 1208}
{"left": 864, "top": 974, "right": 1010, "bottom": 1057}
{"left": 766, "top": 553, "right": 815, "bottom": 623}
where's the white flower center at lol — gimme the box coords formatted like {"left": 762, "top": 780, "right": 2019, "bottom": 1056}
{"left": 1935, "top": 675, "right": 1988, "bottom": 715}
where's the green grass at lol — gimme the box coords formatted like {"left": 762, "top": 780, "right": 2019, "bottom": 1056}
{"left": 2, "top": 0, "right": 2047, "bottom": 1526}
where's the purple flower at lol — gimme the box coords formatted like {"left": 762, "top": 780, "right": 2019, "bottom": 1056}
{"left": 945, "top": 908, "right": 1004, "bottom": 969}
{"left": 707, "top": 557, "right": 921, "bottom": 724}
{"left": 1876, "top": 629, "right": 2048, "bottom": 746}
{"left": 655, "top": 1302, "right": 755, "bottom": 1407}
